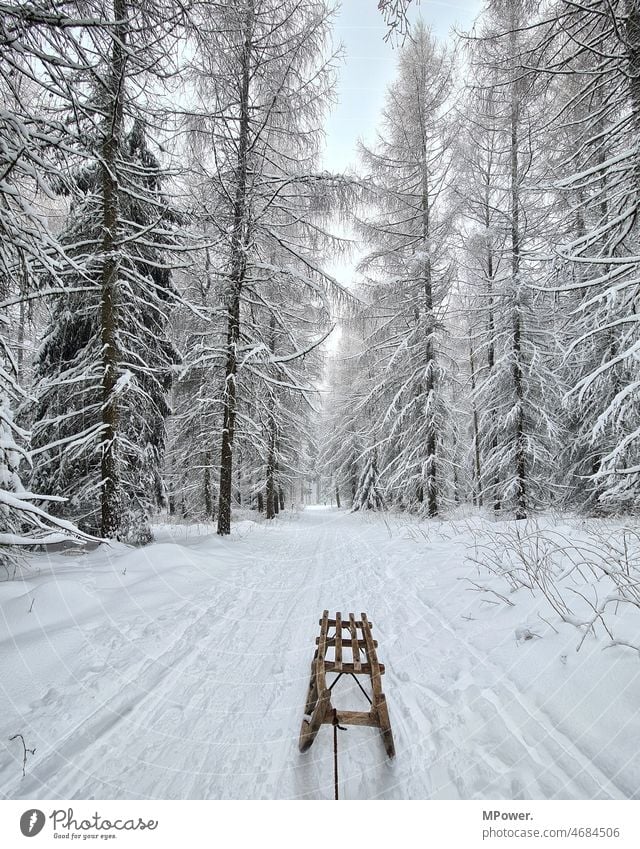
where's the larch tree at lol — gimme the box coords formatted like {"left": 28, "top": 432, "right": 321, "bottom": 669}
{"left": 185, "top": 0, "right": 347, "bottom": 534}
{"left": 454, "top": 84, "right": 507, "bottom": 509}
{"left": 320, "top": 317, "right": 371, "bottom": 509}
{"left": 460, "top": 0, "right": 560, "bottom": 518}
{"left": 538, "top": 0, "right": 640, "bottom": 510}
{"left": 26, "top": 0, "right": 186, "bottom": 541}
{"left": 355, "top": 21, "right": 457, "bottom": 515}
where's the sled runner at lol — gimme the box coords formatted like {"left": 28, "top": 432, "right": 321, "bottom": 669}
{"left": 299, "top": 610, "right": 395, "bottom": 758}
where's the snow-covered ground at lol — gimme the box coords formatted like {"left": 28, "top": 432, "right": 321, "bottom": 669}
{"left": 1, "top": 507, "right": 640, "bottom": 800}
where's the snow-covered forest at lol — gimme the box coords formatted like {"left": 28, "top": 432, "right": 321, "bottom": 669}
{"left": 2, "top": 0, "right": 640, "bottom": 802}
{"left": 3, "top": 0, "right": 640, "bottom": 552}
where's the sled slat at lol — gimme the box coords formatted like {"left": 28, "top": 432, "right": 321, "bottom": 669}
{"left": 315, "top": 610, "right": 330, "bottom": 694}
{"left": 322, "top": 617, "right": 372, "bottom": 629}
{"left": 325, "top": 661, "right": 385, "bottom": 675}
{"left": 361, "top": 612, "right": 382, "bottom": 700}
{"left": 349, "top": 612, "right": 361, "bottom": 672}
{"left": 316, "top": 637, "right": 377, "bottom": 648}
{"left": 334, "top": 612, "right": 343, "bottom": 671}
{"left": 322, "top": 710, "right": 379, "bottom": 727}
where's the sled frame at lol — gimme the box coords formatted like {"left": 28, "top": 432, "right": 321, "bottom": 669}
{"left": 299, "top": 610, "right": 395, "bottom": 758}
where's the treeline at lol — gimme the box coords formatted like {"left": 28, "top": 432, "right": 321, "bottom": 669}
{"left": 324, "top": 0, "right": 640, "bottom": 519}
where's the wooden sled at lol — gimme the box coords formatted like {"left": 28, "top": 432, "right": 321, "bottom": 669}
{"left": 299, "top": 610, "right": 395, "bottom": 758}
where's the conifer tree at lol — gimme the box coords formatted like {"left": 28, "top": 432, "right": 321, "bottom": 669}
{"left": 185, "top": 0, "right": 346, "bottom": 534}
{"left": 539, "top": 0, "right": 640, "bottom": 509}
{"left": 355, "top": 22, "right": 456, "bottom": 515}
{"left": 460, "top": 0, "right": 560, "bottom": 517}
{"left": 30, "top": 120, "right": 181, "bottom": 541}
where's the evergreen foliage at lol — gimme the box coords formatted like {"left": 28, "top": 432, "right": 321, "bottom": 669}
{"left": 29, "top": 121, "right": 180, "bottom": 542}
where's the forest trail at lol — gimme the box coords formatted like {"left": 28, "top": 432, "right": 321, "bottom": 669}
{"left": 1, "top": 508, "right": 637, "bottom": 799}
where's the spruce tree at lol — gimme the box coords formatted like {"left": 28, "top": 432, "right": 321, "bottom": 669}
{"left": 30, "top": 121, "right": 180, "bottom": 541}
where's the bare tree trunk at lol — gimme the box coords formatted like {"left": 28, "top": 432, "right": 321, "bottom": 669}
{"left": 217, "top": 3, "right": 253, "bottom": 535}
{"left": 484, "top": 163, "right": 500, "bottom": 511}
{"left": 217, "top": 294, "right": 240, "bottom": 534}
{"left": 236, "top": 450, "right": 243, "bottom": 507}
{"left": 265, "top": 313, "right": 277, "bottom": 520}
{"left": 168, "top": 451, "right": 175, "bottom": 516}
{"left": 265, "top": 418, "right": 276, "bottom": 519}
{"left": 469, "top": 336, "right": 482, "bottom": 507}
{"left": 100, "top": 0, "right": 127, "bottom": 539}
{"left": 510, "top": 28, "right": 526, "bottom": 521}
{"left": 421, "top": 146, "right": 438, "bottom": 517}
{"left": 350, "top": 456, "right": 358, "bottom": 506}
{"left": 204, "top": 450, "right": 214, "bottom": 518}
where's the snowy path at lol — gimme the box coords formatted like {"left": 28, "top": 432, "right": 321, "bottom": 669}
{"left": 2, "top": 508, "right": 639, "bottom": 799}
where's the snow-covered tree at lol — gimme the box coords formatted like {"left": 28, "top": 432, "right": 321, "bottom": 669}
{"left": 538, "top": 1, "right": 640, "bottom": 511}
{"left": 185, "top": 0, "right": 347, "bottom": 534}
{"left": 321, "top": 318, "right": 370, "bottom": 508}
{"left": 0, "top": 4, "right": 104, "bottom": 565}
{"left": 352, "top": 449, "right": 385, "bottom": 511}
{"left": 459, "top": 0, "right": 561, "bottom": 518}
{"left": 29, "top": 119, "right": 181, "bottom": 542}
{"left": 1, "top": 332, "right": 94, "bottom": 571}
{"left": 354, "top": 22, "right": 457, "bottom": 515}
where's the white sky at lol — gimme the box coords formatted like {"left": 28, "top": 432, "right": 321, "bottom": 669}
{"left": 321, "top": 0, "right": 484, "bottom": 174}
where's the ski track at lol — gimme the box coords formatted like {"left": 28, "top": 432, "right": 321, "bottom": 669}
{"left": 1, "top": 508, "right": 636, "bottom": 799}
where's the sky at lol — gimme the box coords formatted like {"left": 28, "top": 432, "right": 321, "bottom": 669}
{"left": 320, "top": 0, "right": 484, "bottom": 297}
{"left": 321, "top": 0, "right": 484, "bottom": 174}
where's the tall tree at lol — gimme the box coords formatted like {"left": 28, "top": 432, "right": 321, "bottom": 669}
{"left": 0, "top": 2, "right": 101, "bottom": 564}
{"left": 186, "top": 0, "right": 345, "bottom": 534}
{"left": 25, "top": 0, "right": 186, "bottom": 541}
{"left": 460, "top": 0, "right": 560, "bottom": 518}
{"left": 355, "top": 22, "right": 457, "bottom": 515}
{"left": 29, "top": 118, "right": 181, "bottom": 541}
{"left": 539, "top": 1, "right": 640, "bottom": 510}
